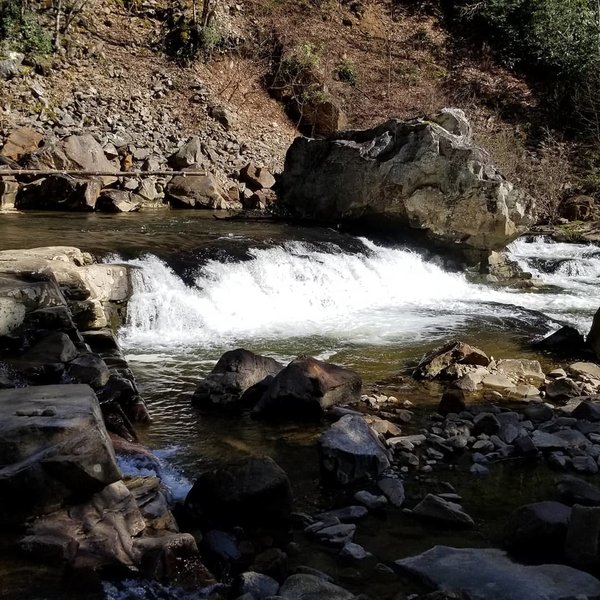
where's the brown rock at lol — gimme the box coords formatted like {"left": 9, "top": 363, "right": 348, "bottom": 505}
{"left": 96, "top": 190, "right": 141, "bottom": 213}
{"left": 414, "top": 341, "right": 491, "bottom": 380}
{"left": 241, "top": 162, "right": 276, "bottom": 190}
{"left": 0, "top": 127, "right": 43, "bottom": 161}
{"left": 166, "top": 172, "right": 238, "bottom": 209}
{"left": 562, "top": 195, "right": 597, "bottom": 222}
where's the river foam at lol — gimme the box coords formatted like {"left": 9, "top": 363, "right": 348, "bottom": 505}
{"left": 118, "top": 237, "right": 598, "bottom": 349}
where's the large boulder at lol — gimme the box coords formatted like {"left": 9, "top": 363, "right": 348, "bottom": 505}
{"left": 1, "top": 127, "right": 43, "bottom": 161}
{"left": 16, "top": 175, "right": 102, "bottom": 211}
{"left": 504, "top": 501, "right": 571, "bottom": 561}
{"left": 23, "top": 134, "right": 117, "bottom": 186}
{"left": 166, "top": 172, "right": 238, "bottom": 209}
{"left": 319, "top": 415, "right": 391, "bottom": 484}
{"left": 0, "top": 384, "right": 121, "bottom": 524}
{"left": 185, "top": 456, "right": 292, "bottom": 527}
{"left": 192, "top": 348, "right": 284, "bottom": 410}
{"left": 252, "top": 356, "right": 362, "bottom": 419}
{"left": 414, "top": 341, "right": 491, "bottom": 380}
{"left": 395, "top": 545, "right": 600, "bottom": 600}
{"left": 588, "top": 307, "right": 600, "bottom": 361}
{"left": 280, "top": 109, "right": 535, "bottom": 258}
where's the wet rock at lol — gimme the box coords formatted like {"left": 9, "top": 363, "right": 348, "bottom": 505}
{"left": 530, "top": 430, "right": 568, "bottom": 451}
{"left": 534, "top": 326, "right": 586, "bottom": 356}
{"left": 0, "top": 384, "right": 120, "bottom": 524}
{"left": 279, "top": 574, "right": 356, "bottom": 599}
{"left": 315, "top": 506, "right": 368, "bottom": 522}
{"left": 185, "top": 456, "right": 292, "bottom": 526}
{"left": 472, "top": 413, "right": 500, "bottom": 436}
{"left": 572, "top": 455, "right": 599, "bottom": 474}
{"left": 395, "top": 545, "right": 600, "bottom": 600}
{"left": 377, "top": 478, "right": 405, "bottom": 507}
{"left": 572, "top": 399, "right": 600, "bottom": 421}
{"left": 192, "top": 348, "right": 283, "bottom": 410}
{"left": 438, "top": 388, "right": 466, "bottom": 416}
{"left": 204, "top": 529, "right": 241, "bottom": 561}
{"left": 67, "top": 352, "right": 110, "bottom": 389}
{"left": 411, "top": 494, "right": 474, "bottom": 528}
{"left": 318, "top": 415, "right": 391, "bottom": 484}
{"left": 413, "top": 341, "right": 490, "bottom": 380}
{"left": 340, "top": 542, "right": 372, "bottom": 561}
{"left": 557, "top": 475, "right": 600, "bottom": 506}
{"left": 253, "top": 356, "right": 362, "bottom": 419}
{"left": 236, "top": 571, "right": 279, "bottom": 598}
{"left": 589, "top": 307, "right": 600, "bottom": 361}
{"left": 314, "top": 523, "right": 356, "bottom": 546}
{"left": 565, "top": 504, "right": 600, "bottom": 570}
{"left": 505, "top": 501, "right": 571, "bottom": 561}
{"left": 353, "top": 490, "right": 387, "bottom": 510}
{"left": 545, "top": 378, "right": 581, "bottom": 401}
{"left": 523, "top": 404, "right": 554, "bottom": 423}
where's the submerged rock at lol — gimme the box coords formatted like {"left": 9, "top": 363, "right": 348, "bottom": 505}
{"left": 253, "top": 356, "right": 362, "bottom": 419}
{"left": 185, "top": 456, "right": 292, "bottom": 526}
{"left": 192, "top": 348, "right": 283, "bottom": 410}
{"left": 318, "top": 415, "right": 391, "bottom": 484}
{"left": 280, "top": 109, "right": 535, "bottom": 259}
{"left": 395, "top": 545, "right": 600, "bottom": 600}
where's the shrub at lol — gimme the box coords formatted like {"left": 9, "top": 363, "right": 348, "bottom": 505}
{"left": 335, "top": 58, "right": 358, "bottom": 86}
{"left": 0, "top": 0, "right": 53, "bottom": 56}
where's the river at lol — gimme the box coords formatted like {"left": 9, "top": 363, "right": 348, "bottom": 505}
{"left": 0, "top": 211, "right": 599, "bottom": 599}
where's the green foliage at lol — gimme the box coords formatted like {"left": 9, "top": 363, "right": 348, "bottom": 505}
{"left": 335, "top": 58, "right": 358, "bottom": 86}
{"left": 281, "top": 41, "right": 320, "bottom": 77}
{"left": 164, "top": 15, "right": 222, "bottom": 61}
{"left": 0, "top": 0, "right": 53, "bottom": 56}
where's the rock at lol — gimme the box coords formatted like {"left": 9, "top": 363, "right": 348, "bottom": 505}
{"left": 496, "top": 359, "right": 545, "bottom": 387}
{"left": 414, "top": 341, "right": 490, "bottom": 380}
{"left": 253, "top": 356, "right": 362, "bottom": 419}
{"left": 192, "top": 348, "right": 283, "bottom": 410}
{"left": 315, "top": 506, "right": 368, "bottom": 522}
{"left": 314, "top": 523, "right": 356, "bottom": 546}
{"left": 0, "top": 175, "right": 18, "bottom": 211}
{"left": 395, "top": 545, "right": 600, "bottom": 600}
{"left": 241, "top": 162, "right": 276, "bottom": 190}
{"left": 377, "top": 478, "right": 405, "bottom": 507}
{"left": 209, "top": 105, "right": 237, "bottom": 130}
{"left": 472, "top": 413, "right": 500, "bottom": 436}
{"left": 237, "top": 571, "right": 279, "bottom": 598}
{"left": 438, "top": 388, "right": 466, "bottom": 416}
{"left": 66, "top": 352, "right": 110, "bottom": 389}
{"left": 411, "top": 494, "right": 475, "bottom": 528}
{"left": 353, "top": 490, "right": 387, "bottom": 510}
{"left": 589, "top": 307, "right": 600, "bottom": 361}
{"left": 204, "top": 529, "right": 241, "bottom": 561}
{"left": 0, "top": 52, "right": 24, "bottom": 80}
{"left": 565, "top": 504, "right": 600, "bottom": 570}
{"left": 557, "top": 475, "right": 600, "bottom": 506}
{"left": 185, "top": 456, "right": 292, "bottom": 526}
{"left": 0, "top": 127, "right": 43, "bottom": 161}
{"left": 545, "top": 378, "right": 581, "bottom": 401}
{"left": 0, "top": 384, "right": 120, "bottom": 524}
{"left": 534, "top": 326, "right": 586, "bottom": 356}
{"left": 95, "top": 190, "right": 141, "bottom": 213}
{"left": 279, "top": 574, "right": 355, "bottom": 600}
{"left": 25, "top": 331, "right": 79, "bottom": 363}
{"left": 572, "top": 400, "right": 600, "bottom": 421}
{"left": 505, "top": 501, "right": 571, "bottom": 561}
{"left": 23, "top": 134, "right": 117, "bottom": 186}
{"left": 280, "top": 109, "right": 535, "bottom": 258}
{"left": 318, "top": 415, "right": 391, "bottom": 484}
{"left": 523, "top": 404, "right": 554, "bottom": 423}
{"left": 16, "top": 175, "right": 102, "bottom": 211}
{"left": 168, "top": 136, "right": 207, "bottom": 169}
{"left": 340, "top": 542, "right": 372, "bottom": 561}
{"left": 166, "top": 172, "right": 236, "bottom": 209}
{"left": 562, "top": 195, "right": 597, "bottom": 221}
{"left": 530, "top": 430, "right": 568, "bottom": 451}
{"left": 569, "top": 362, "right": 600, "bottom": 381}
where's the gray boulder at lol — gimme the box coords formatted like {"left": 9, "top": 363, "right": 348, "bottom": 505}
{"left": 411, "top": 494, "right": 475, "bottom": 528}
{"left": 395, "top": 545, "right": 600, "bottom": 600}
{"left": 0, "top": 52, "right": 24, "bottom": 80}
{"left": 0, "top": 384, "right": 121, "bottom": 524}
{"left": 95, "top": 190, "right": 142, "bottom": 213}
{"left": 280, "top": 109, "right": 535, "bottom": 258}
{"left": 253, "top": 356, "right": 362, "bottom": 419}
{"left": 192, "top": 348, "right": 283, "bottom": 410}
{"left": 237, "top": 571, "right": 279, "bottom": 598}
{"left": 588, "top": 307, "right": 600, "bottom": 361}
{"left": 319, "top": 415, "right": 391, "bottom": 484}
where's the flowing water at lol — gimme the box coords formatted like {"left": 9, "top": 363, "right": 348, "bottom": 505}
{"left": 1, "top": 212, "right": 599, "bottom": 599}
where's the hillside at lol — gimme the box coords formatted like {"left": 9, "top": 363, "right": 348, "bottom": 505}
{"left": 0, "top": 0, "right": 595, "bottom": 220}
